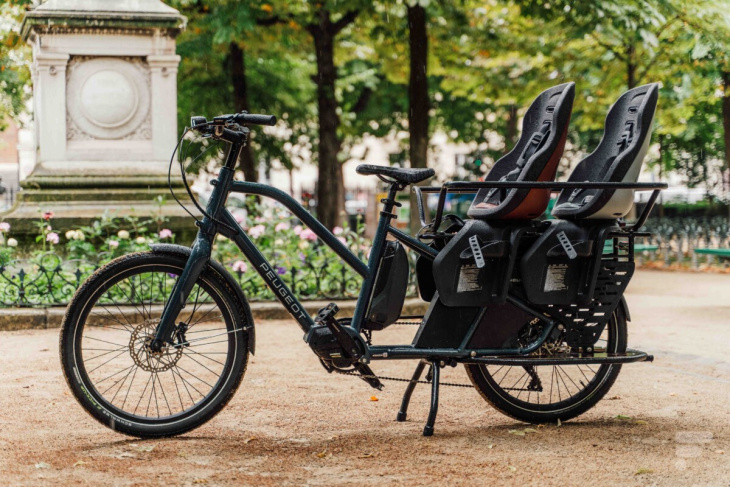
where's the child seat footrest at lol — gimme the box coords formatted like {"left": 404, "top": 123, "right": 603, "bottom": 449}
{"left": 542, "top": 258, "right": 634, "bottom": 349}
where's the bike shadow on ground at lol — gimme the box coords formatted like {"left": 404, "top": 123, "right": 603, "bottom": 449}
{"left": 84, "top": 435, "right": 219, "bottom": 451}
{"left": 78, "top": 415, "right": 698, "bottom": 456}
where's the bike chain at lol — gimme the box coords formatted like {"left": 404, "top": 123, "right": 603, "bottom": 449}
{"left": 332, "top": 365, "right": 474, "bottom": 388}
{"left": 337, "top": 319, "right": 472, "bottom": 388}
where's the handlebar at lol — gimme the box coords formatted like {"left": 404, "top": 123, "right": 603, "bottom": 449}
{"left": 190, "top": 111, "right": 277, "bottom": 134}
{"left": 235, "top": 113, "right": 277, "bottom": 126}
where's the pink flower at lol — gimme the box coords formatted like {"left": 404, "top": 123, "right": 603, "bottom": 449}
{"left": 248, "top": 224, "right": 266, "bottom": 239}
{"left": 46, "top": 232, "right": 59, "bottom": 245}
{"left": 159, "top": 229, "right": 173, "bottom": 239}
{"left": 255, "top": 216, "right": 266, "bottom": 223}
{"left": 360, "top": 245, "right": 372, "bottom": 259}
{"left": 234, "top": 213, "right": 245, "bottom": 223}
{"left": 0, "top": 222, "right": 9, "bottom": 232}
{"left": 299, "top": 228, "right": 317, "bottom": 241}
{"left": 333, "top": 226, "right": 344, "bottom": 236}
{"left": 231, "top": 260, "right": 248, "bottom": 273}
{"left": 337, "top": 236, "right": 346, "bottom": 245}
{"left": 293, "top": 225, "right": 303, "bottom": 235}
{"left": 42, "top": 211, "right": 54, "bottom": 221}
{"left": 275, "top": 222, "right": 290, "bottom": 232}
{"left": 108, "top": 240, "right": 119, "bottom": 249}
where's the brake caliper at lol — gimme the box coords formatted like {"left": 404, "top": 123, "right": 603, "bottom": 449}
{"left": 174, "top": 322, "right": 189, "bottom": 349}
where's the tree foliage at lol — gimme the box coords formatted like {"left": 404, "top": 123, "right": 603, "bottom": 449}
{"left": 0, "top": 0, "right": 31, "bottom": 130}
{"left": 2, "top": 0, "right": 730, "bottom": 206}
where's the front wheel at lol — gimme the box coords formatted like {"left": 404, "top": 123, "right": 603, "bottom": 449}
{"left": 465, "top": 308, "right": 627, "bottom": 424}
{"left": 60, "top": 251, "right": 250, "bottom": 438}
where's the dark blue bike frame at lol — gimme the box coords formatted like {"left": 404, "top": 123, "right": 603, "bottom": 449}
{"left": 151, "top": 137, "right": 663, "bottom": 364}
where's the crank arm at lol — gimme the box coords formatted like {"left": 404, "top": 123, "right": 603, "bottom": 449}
{"left": 354, "top": 362, "right": 383, "bottom": 390}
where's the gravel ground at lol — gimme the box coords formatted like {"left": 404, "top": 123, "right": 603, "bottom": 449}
{"left": 0, "top": 270, "right": 728, "bottom": 486}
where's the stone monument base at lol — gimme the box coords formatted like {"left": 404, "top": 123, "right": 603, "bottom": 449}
{"left": 2, "top": 162, "right": 200, "bottom": 245}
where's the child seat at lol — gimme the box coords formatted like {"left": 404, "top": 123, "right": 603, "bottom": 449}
{"left": 552, "top": 83, "right": 659, "bottom": 220}
{"left": 467, "top": 82, "right": 575, "bottom": 220}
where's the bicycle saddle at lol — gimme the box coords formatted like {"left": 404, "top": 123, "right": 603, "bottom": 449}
{"left": 467, "top": 82, "right": 575, "bottom": 220}
{"left": 356, "top": 165, "right": 435, "bottom": 184}
{"left": 552, "top": 83, "right": 659, "bottom": 220}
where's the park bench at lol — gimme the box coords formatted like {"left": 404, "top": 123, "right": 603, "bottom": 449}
{"left": 603, "top": 241, "right": 659, "bottom": 253}
{"left": 693, "top": 248, "right": 730, "bottom": 261}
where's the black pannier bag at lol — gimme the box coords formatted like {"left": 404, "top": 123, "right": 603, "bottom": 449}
{"left": 412, "top": 293, "right": 481, "bottom": 349}
{"left": 432, "top": 220, "right": 527, "bottom": 307}
{"left": 364, "top": 241, "right": 409, "bottom": 330}
{"left": 415, "top": 216, "right": 465, "bottom": 302}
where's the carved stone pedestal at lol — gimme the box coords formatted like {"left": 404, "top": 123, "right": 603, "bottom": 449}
{"left": 5, "top": 0, "right": 196, "bottom": 242}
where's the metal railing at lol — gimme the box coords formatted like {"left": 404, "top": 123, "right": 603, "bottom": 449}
{"left": 0, "top": 250, "right": 420, "bottom": 308}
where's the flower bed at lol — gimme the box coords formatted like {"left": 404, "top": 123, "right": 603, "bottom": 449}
{"left": 0, "top": 207, "right": 418, "bottom": 307}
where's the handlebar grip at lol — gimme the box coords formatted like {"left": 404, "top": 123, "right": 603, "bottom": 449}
{"left": 235, "top": 113, "right": 277, "bottom": 126}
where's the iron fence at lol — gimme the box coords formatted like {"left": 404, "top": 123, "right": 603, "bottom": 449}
{"left": 0, "top": 251, "right": 420, "bottom": 308}
{"left": 633, "top": 217, "right": 730, "bottom": 267}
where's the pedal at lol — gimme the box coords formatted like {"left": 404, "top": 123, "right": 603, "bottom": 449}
{"left": 314, "top": 302, "right": 340, "bottom": 324}
{"left": 310, "top": 304, "right": 382, "bottom": 390}
{"left": 314, "top": 303, "right": 363, "bottom": 360}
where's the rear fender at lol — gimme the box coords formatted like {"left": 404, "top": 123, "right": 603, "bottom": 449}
{"left": 150, "top": 244, "right": 256, "bottom": 355}
{"left": 618, "top": 296, "right": 631, "bottom": 322}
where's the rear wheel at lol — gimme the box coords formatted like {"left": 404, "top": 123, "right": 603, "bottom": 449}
{"left": 465, "top": 308, "right": 627, "bottom": 424}
{"left": 60, "top": 252, "right": 250, "bottom": 438}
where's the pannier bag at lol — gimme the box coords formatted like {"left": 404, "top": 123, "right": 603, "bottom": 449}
{"left": 519, "top": 220, "right": 611, "bottom": 305}
{"left": 466, "top": 302, "right": 536, "bottom": 349}
{"left": 416, "top": 216, "right": 465, "bottom": 302}
{"left": 412, "top": 293, "right": 481, "bottom": 349}
{"left": 412, "top": 297, "right": 536, "bottom": 350}
{"left": 364, "top": 240, "right": 409, "bottom": 330}
{"left": 432, "top": 220, "right": 527, "bottom": 307}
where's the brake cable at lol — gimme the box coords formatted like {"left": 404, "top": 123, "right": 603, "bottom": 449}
{"left": 167, "top": 123, "right": 239, "bottom": 234}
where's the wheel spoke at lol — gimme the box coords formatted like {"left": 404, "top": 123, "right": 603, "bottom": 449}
{"left": 66, "top": 260, "right": 246, "bottom": 431}
{"left": 472, "top": 315, "right": 623, "bottom": 420}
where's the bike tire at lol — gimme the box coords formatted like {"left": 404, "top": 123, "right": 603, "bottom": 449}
{"left": 465, "top": 307, "right": 627, "bottom": 424}
{"left": 60, "top": 251, "right": 250, "bottom": 438}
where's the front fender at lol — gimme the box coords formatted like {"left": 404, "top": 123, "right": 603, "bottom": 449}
{"left": 150, "top": 244, "right": 256, "bottom": 355}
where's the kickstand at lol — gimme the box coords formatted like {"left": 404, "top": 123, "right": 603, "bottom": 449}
{"left": 395, "top": 359, "right": 442, "bottom": 437}
{"left": 423, "top": 361, "right": 440, "bottom": 437}
{"left": 396, "top": 359, "right": 428, "bottom": 422}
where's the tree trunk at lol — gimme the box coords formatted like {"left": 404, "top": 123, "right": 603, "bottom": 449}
{"left": 230, "top": 42, "right": 258, "bottom": 182}
{"left": 722, "top": 71, "right": 730, "bottom": 216}
{"left": 408, "top": 4, "right": 429, "bottom": 234}
{"left": 657, "top": 133, "right": 665, "bottom": 219}
{"left": 310, "top": 11, "right": 345, "bottom": 230}
{"left": 626, "top": 43, "right": 637, "bottom": 89}
{"left": 505, "top": 104, "right": 518, "bottom": 153}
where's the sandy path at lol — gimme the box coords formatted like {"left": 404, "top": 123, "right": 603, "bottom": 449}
{"left": 0, "top": 270, "right": 728, "bottom": 486}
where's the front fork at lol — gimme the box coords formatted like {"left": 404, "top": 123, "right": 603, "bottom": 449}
{"left": 150, "top": 229, "right": 214, "bottom": 351}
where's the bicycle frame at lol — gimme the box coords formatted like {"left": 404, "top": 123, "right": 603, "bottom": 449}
{"left": 152, "top": 138, "right": 662, "bottom": 365}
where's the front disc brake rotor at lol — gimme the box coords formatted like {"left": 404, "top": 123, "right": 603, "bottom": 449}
{"left": 129, "top": 319, "right": 183, "bottom": 372}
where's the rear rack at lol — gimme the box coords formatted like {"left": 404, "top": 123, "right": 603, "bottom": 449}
{"left": 413, "top": 181, "right": 667, "bottom": 235}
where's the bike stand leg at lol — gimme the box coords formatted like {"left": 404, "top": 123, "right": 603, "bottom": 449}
{"left": 396, "top": 359, "right": 427, "bottom": 422}
{"left": 423, "top": 361, "right": 440, "bottom": 437}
